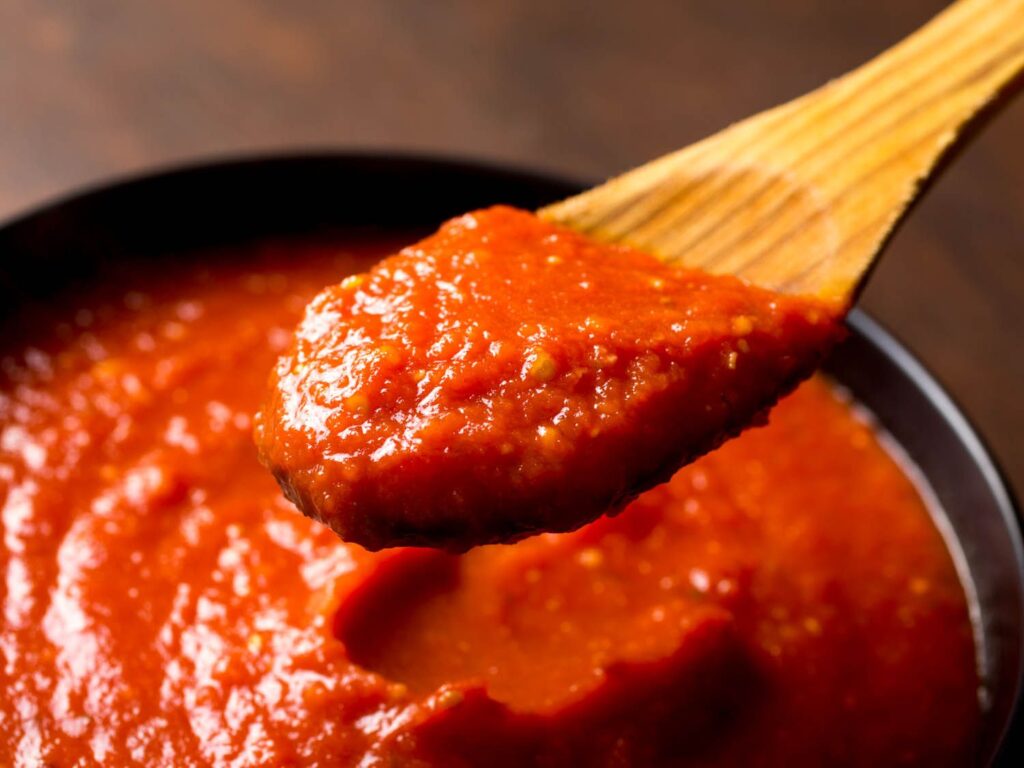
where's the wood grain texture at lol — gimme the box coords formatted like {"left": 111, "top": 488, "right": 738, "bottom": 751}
{"left": 1, "top": 0, "right": 1023, "bottom": 490}
{"left": 541, "top": 0, "right": 1024, "bottom": 301}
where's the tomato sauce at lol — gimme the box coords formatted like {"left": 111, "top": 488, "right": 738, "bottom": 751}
{"left": 256, "top": 206, "right": 842, "bottom": 551}
{"left": 0, "top": 235, "right": 979, "bottom": 766}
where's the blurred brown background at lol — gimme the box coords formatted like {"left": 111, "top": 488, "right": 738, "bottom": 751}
{"left": 1, "top": 0, "right": 1022, "bottom": 490}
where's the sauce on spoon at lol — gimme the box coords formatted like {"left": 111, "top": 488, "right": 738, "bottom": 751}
{"left": 255, "top": 206, "right": 841, "bottom": 551}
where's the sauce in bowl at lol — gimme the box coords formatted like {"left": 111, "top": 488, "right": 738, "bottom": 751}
{"left": 0, "top": 236, "right": 978, "bottom": 765}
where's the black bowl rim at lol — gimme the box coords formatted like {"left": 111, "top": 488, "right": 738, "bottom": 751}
{"left": 842, "top": 310, "right": 1024, "bottom": 759}
{"left": 0, "top": 149, "right": 1021, "bottom": 758}
{"left": 0, "top": 148, "right": 586, "bottom": 233}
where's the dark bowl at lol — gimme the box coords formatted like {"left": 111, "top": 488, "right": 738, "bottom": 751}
{"left": 1, "top": 153, "right": 1021, "bottom": 764}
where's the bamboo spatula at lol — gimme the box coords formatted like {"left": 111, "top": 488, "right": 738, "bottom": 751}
{"left": 540, "top": 0, "right": 1024, "bottom": 304}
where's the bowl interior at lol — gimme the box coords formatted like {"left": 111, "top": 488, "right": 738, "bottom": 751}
{"left": 1, "top": 153, "right": 1021, "bottom": 763}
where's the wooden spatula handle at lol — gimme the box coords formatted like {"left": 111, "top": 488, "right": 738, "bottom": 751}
{"left": 541, "top": 0, "right": 1024, "bottom": 301}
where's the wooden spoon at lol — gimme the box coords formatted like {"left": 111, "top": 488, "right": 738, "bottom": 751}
{"left": 258, "top": 0, "right": 1024, "bottom": 553}
{"left": 540, "top": 0, "right": 1024, "bottom": 304}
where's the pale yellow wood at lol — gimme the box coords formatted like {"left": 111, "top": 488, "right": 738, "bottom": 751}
{"left": 539, "top": 0, "right": 1024, "bottom": 303}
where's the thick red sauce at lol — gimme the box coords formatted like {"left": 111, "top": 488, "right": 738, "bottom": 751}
{"left": 256, "top": 206, "right": 841, "bottom": 551}
{"left": 0, "top": 237, "right": 979, "bottom": 766}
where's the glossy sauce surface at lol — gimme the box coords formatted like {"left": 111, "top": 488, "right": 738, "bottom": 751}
{"left": 256, "top": 207, "right": 841, "bottom": 550}
{"left": 0, "top": 238, "right": 978, "bottom": 766}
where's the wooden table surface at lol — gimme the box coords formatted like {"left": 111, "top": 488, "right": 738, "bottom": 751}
{"left": 2, "top": 0, "right": 1023, "bottom": 491}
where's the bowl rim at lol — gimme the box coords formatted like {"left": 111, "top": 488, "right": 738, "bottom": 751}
{"left": 0, "top": 149, "right": 1021, "bottom": 760}
{"left": 0, "top": 148, "right": 585, "bottom": 233}
{"left": 843, "top": 309, "right": 1024, "bottom": 761}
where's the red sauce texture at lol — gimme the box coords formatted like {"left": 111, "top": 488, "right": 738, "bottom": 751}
{"left": 0, "top": 238, "right": 979, "bottom": 766}
{"left": 255, "top": 206, "right": 842, "bottom": 550}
